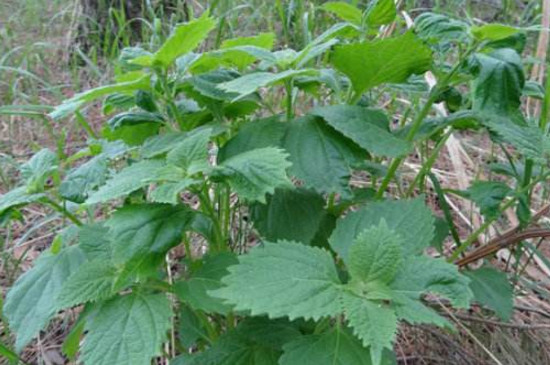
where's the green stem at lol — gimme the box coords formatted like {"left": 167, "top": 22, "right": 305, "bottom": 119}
{"left": 44, "top": 198, "right": 82, "bottom": 226}
{"left": 449, "top": 178, "right": 542, "bottom": 261}
{"left": 198, "top": 187, "right": 225, "bottom": 251}
{"left": 376, "top": 45, "right": 478, "bottom": 199}
{"left": 406, "top": 129, "right": 452, "bottom": 197}
{"left": 285, "top": 78, "right": 294, "bottom": 121}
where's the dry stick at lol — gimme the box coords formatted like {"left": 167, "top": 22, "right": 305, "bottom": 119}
{"left": 456, "top": 203, "right": 550, "bottom": 267}
{"left": 437, "top": 299, "right": 504, "bottom": 365}
{"left": 526, "top": 0, "right": 550, "bottom": 118}
{"left": 449, "top": 313, "right": 550, "bottom": 330}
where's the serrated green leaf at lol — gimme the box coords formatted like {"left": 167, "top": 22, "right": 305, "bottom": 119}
{"left": 20, "top": 148, "right": 58, "bottom": 193}
{"left": 391, "top": 256, "right": 472, "bottom": 308}
{"left": 178, "top": 305, "right": 209, "bottom": 348}
{"left": 251, "top": 188, "right": 328, "bottom": 245}
{"left": 348, "top": 221, "right": 403, "bottom": 284}
{"left": 465, "top": 267, "right": 513, "bottom": 321}
{"left": 218, "top": 69, "right": 317, "bottom": 99}
{"left": 218, "top": 116, "right": 287, "bottom": 162}
{"left": 472, "top": 24, "right": 519, "bottom": 42}
{"left": 4, "top": 246, "right": 86, "bottom": 351}
{"left": 312, "top": 105, "right": 411, "bottom": 157}
{"left": 366, "top": 0, "right": 396, "bottom": 26}
{"left": 481, "top": 115, "right": 550, "bottom": 162}
{"left": 322, "top": 2, "right": 362, "bottom": 26}
{"left": 175, "top": 252, "right": 238, "bottom": 315}
{"left": 212, "top": 241, "right": 343, "bottom": 320}
{"left": 191, "top": 33, "right": 275, "bottom": 72}
{"left": 414, "top": 13, "right": 469, "bottom": 44}
{"left": 215, "top": 147, "right": 292, "bottom": 203}
{"left": 471, "top": 48, "right": 525, "bottom": 117}
{"left": 183, "top": 317, "right": 300, "bottom": 365}
{"left": 150, "top": 179, "right": 199, "bottom": 205}
{"left": 59, "top": 156, "right": 109, "bottom": 203}
{"left": 153, "top": 13, "right": 216, "bottom": 67}
{"left": 392, "top": 293, "right": 451, "bottom": 328}
{"left": 141, "top": 132, "right": 188, "bottom": 158}
{"left": 341, "top": 292, "right": 397, "bottom": 365}
{"left": 463, "top": 181, "right": 511, "bottom": 220}
{"left": 0, "top": 186, "right": 44, "bottom": 216}
{"left": 331, "top": 32, "right": 432, "bottom": 95}
{"left": 108, "top": 111, "right": 165, "bottom": 129}
{"left": 50, "top": 75, "right": 151, "bottom": 120}
{"left": 56, "top": 260, "right": 118, "bottom": 309}
{"left": 82, "top": 292, "right": 172, "bottom": 365}
{"left": 330, "top": 198, "right": 434, "bottom": 264}
{"left": 280, "top": 328, "right": 397, "bottom": 365}
{"left": 283, "top": 116, "right": 365, "bottom": 195}
{"left": 167, "top": 127, "right": 212, "bottom": 174}
{"left": 86, "top": 159, "right": 166, "bottom": 204}
{"left": 107, "top": 203, "right": 195, "bottom": 265}
{"left": 78, "top": 223, "right": 112, "bottom": 261}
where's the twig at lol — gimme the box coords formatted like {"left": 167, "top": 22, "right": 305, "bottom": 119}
{"left": 455, "top": 203, "right": 550, "bottom": 266}
{"left": 449, "top": 313, "right": 550, "bottom": 330}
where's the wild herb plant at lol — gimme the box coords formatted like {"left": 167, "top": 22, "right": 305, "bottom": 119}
{"left": 1, "top": 1, "right": 547, "bottom": 364}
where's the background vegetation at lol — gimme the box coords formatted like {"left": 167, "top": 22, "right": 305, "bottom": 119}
{"left": 1, "top": 0, "right": 550, "bottom": 364}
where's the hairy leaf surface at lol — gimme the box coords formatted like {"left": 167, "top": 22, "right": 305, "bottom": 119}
{"left": 331, "top": 32, "right": 432, "bottom": 95}
{"left": 212, "top": 241, "right": 343, "bottom": 320}
{"left": 4, "top": 246, "right": 86, "bottom": 351}
{"left": 82, "top": 293, "right": 172, "bottom": 365}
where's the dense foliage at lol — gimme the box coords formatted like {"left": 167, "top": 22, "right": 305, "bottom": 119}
{"left": 2, "top": 1, "right": 546, "bottom": 364}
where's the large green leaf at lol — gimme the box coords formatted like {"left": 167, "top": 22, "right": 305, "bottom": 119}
{"left": 214, "top": 147, "right": 292, "bottom": 203}
{"left": 390, "top": 256, "right": 472, "bottom": 308}
{"left": 182, "top": 317, "right": 300, "bottom": 365}
{"left": 251, "top": 188, "right": 328, "bottom": 245}
{"left": 107, "top": 204, "right": 195, "bottom": 265}
{"left": 481, "top": 116, "right": 550, "bottom": 163}
{"left": 0, "top": 186, "right": 44, "bottom": 216}
{"left": 331, "top": 32, "right": 432, "bottom": 95}
{"left": 218, "top": 117, "right": 286, "bottom": 162}
{"left": 348, "top": 221, "right": 403, "bottom": 285}
{"left": 167, "top": 127, "right": 212, "bottom": 174}
{"left": 471, "top": 24, "right": 520, "bottom": 42}
{"left": 20, "top": 148, "right": 58, "bottom": 193}
{"left": 78, "top": 223, "right": 112, "bottom": 261}
{"left": 470, "top": 48, "right": 525, "bottom": 117}
{"left": 365, "top": 0, "right": 396, "bottom": 26}
{"left": 178, "top": 305, "right": 208, "bottom": 348}
{"left": 153, "top": 13, "right": 216, "bottom": 67}
{"left": 283, "top": 116, "right": 365, "bottom": 195}
{"left": 81, "top": 293, "right": 172, "bottom": 365}
{"left": 218, "top": 69, "right": 317, "bottom": 99}
{"left": 280, "top": 328, "right": 396, "bottom": 365}
{"left": 329, "top": 198, "right": 434, "bottom": 264}
{"left": 4, "top": 246, "right": 86, "bottom": 351}
{"left": 414, "top": 13, "right": 469, "bottom": 44}
{"left": 56, "top": 260, "right": 118, "bottom": 309}
{"left": 59, "top": 156, "right": 109, "bottom": 203}
{"left": 86, "top": 159, "right": 167, "bottom": 204}
{"left": 50, "top": 75, "right": 151, "bottom": 120}
{"left": 341, "top": 292, "right": 397, "bottom": 365}
{"left": 321, "top": 2, "right": 362, "bottom": 26}
{"left": 312, "top": 105, "right": 411, "bottom": 157}
{"left": 212, "top": 241, "right": 343, "bottom": 321}
{"left": 190, "top": 33, "right": 275, "bottom": 72}
{"left": 465, "top": 267, "right": 513, "bottom": 321}
{"left": 150, "top": 179, "right": 200, "bottom": 205}
{"left": 174, "top": 252, "right": 238, "bottom": 315}
{"left": 462, "top": 181, "right": 511, "bottom": 220}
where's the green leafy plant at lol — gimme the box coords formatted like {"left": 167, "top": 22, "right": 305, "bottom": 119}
{"left": 2, "top": 2, "right": 548, "bottom": 364}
